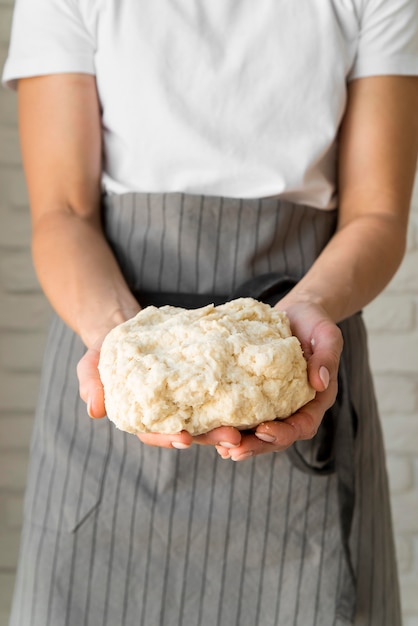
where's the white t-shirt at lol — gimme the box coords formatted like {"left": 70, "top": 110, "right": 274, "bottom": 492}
{"left": 3, "top": 0, "right": 418, "bottom": 208}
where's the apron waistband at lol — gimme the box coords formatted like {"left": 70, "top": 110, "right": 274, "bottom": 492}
{"left": 135, "top": 273, "right": 296, "bottom": 309}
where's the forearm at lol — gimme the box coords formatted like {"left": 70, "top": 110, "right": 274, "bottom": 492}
{"left": 280, "top": 75, "right": 418, "bottom": 323}
{"left": 32, "top": 209, "right": 140, "bottom": 347}
{"left": 16, "top": 75, "right": 138, "bottom": 347}
{"left": 278, "top": 210, "right": 407, "bottom": 323}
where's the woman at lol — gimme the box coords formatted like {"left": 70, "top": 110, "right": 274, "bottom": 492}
{"left": 3, "top": 0, "right": 418, "bottom": 624}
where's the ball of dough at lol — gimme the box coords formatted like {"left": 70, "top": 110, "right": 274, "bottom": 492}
{"left": 98, "top": 297, "right": 315, "bottom": 435}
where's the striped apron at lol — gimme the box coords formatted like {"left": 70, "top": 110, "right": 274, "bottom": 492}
{"left": 9, "top": 193, "right": 401, "bottom": 626}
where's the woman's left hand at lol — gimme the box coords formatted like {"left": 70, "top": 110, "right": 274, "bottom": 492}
{"left": 138, "top": 300, "right": 343, "bottom": 459}
{"left": 212, "top": 300, "right": 343, "bottom": 461}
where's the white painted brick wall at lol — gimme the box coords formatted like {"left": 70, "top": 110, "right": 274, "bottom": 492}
{"left": 1, "top": 9, "right": 51, "bottom": 621}
{"left": 364, "top": 174, "right": 418, "bottom": 625}
{"left": 1, "top": 10, "right": 418, "bottom": 626}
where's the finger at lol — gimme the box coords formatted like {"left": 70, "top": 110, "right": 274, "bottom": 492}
{"left": 224, "top": 383, "right": 338, "bottom": 461}
{"left": 216, "top": 422, "right": 298, "bottom": 461}
{"left": 138, "top": 430, "right": 193, "bottom": 450}
{"left": 281, "top": 382, "right": 337, "bottom": 440}
{"left": 193, "top": 426, "right": 241, "bottom": 448}
{"left": 308, "top": 322, "right": 343, "bottom": 392}
{"left": 76, "top": 348, "right": 106, "bottom": 418}
{"left": 254, "top": 419, "right": 300, "bottom": 447}
{"left": 215, "top": 444, "right": 232, "bottom": 459}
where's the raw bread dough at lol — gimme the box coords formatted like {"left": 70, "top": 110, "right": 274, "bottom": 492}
{"left": 98, "top": 298, "right": 315, "bottom": 435}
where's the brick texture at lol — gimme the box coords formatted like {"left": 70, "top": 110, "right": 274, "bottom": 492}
{"left": 363, "top": 175, "right": 418, "bottom": 623}
{"left": 1, "top": 17, "right": 418, "bottom": 626}
{"left": 0, "top": 20, "right": 52, "bottom": 621}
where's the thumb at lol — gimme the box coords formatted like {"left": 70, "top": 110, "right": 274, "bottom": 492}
{"left": 77, "top": 346, "right": 106, "bottom": 418}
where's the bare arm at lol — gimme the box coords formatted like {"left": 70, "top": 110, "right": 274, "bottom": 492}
{"left": 214, "top": 75, "right": 418, "bottom": 460}
{"left": 268, "top": 75, "right": 418, "bottom": 396}
{"left": 18, "top": 74, "right": 140, "bottom": 415}
{"left": 18, "top": 74, "right": 140, "bottom": 345}
{"left": 280, "top": 75, "right": 418, "bottom": 324}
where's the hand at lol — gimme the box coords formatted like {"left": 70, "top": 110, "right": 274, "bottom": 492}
{"left": 77, "top": 335, "right": 107, "bottom": 419}
{"left": 79, "top": 300, "right": 342, "bottom": 460}
{"left": 137, "top": 426, "right": 242, "bottom": 450}
{"left": 76, "top": 312, "right": 243, "bottom": 451}
{"left": 77, "top": 306, "right": 141, "bottom": 420}
{"left": 214, "top": 300, "right": 343, "bottom": 461}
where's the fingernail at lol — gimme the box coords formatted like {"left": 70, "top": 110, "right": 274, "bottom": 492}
{"left": 232, "top": 451, "right": 254, "bottom": 462}
{"left": 87, "top": 397, "right": 94, "bottom": 418}
{"left": 171, "top": 441, "right": 191, "bottom": 450}
{"left": 319, "top": 366, "right": 330, "bottom": 389}
{"left": 255, "top": 432, "right": 276, "bottom": 443}
{"left": 216, "top": 447, "right": 231, "bottom": 459}
{"left": 219, "top": 441, "right": 240, "bottom": 449}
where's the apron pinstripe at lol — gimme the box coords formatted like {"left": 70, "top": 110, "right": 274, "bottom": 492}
{"left": 9, "top": 193, "right": 401, "bottom": 626}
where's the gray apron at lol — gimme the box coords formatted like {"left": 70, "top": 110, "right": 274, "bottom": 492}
{"left": 9, "top": 193, "right": 401, "bottom": 626}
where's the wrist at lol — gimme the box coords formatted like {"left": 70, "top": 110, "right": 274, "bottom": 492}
{"left": 77, "top": 300, "right": 141, "bottom": 348}
{"left": 276, "top": 289, "right": 343, "bottom": 324}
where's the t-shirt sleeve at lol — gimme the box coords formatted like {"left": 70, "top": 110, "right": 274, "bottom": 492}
{"left": 2, "top": 0, "right": 95, "bottom": 89}
{"left": 349, "top": 0, "right": 418, "bottom": 80}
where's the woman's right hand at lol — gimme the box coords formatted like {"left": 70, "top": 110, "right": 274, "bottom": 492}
{"left": 77, "top": 333, "right": 198, "bottom": 449}
{"left": 77, "top": 306, "right": 141, "bottom": 419}
{"left": 77, "top": 316, "right": 239, "bottom": 450}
